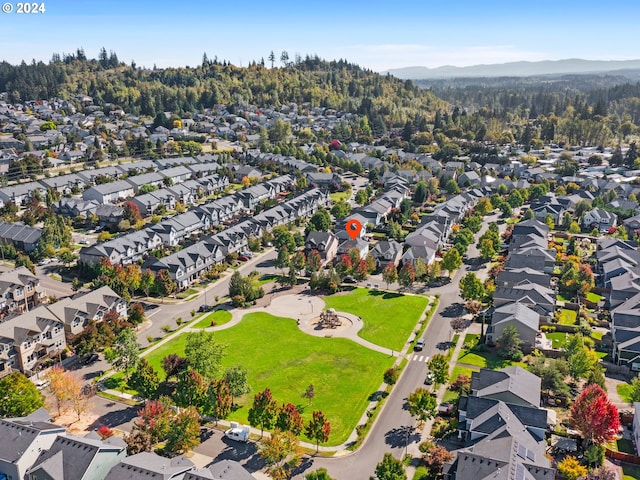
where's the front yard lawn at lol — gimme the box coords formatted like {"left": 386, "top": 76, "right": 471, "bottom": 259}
{"left": 324, "top": 288, "right": 429, "bottom": 351}
{"left": 329, "top": 189, "right": 351, "bottom": 203}
{"left": 144, "top": 312, "right": 395, "bottom": 445}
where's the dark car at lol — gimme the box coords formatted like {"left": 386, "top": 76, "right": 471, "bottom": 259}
{"left": 81, "top": 353, "right": 99, "bottom": 365}
{"left": 343, "top": 276, "right": 357, "bottom": 284}
{"left": 238, "top": 255, "right": 249, "bottom": 262}
{"left": 414, "top": 338, "right": 425, "bottom": 351}
{"left": 198, "top": 304, "right": 213, "bottom": 312}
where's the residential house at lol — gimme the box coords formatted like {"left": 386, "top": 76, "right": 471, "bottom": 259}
{"left": 401, "top": 245, "right": 436, "bottom": 268}
{"left": 0, "top": 182, "right": 45, "bottom": 206}
{"left": 146, "top": 241, "right": 223, "bottom": 289}
{"left": 583, "top": 207, "right": 617, "bottom": 232}
{"left": 94, "top": 205, "right": 124, "bottom": 229}
{"left": 46, "top": 286, "right": 127, "bottom": 335}
{"left": 124, "top": 171, "right": 165, "bottom": 193}
{"left": 0, "top": 266, "right": 44, "bottom": 316}
{"left": 305, "top": 231, "right": 339, "bottom": 266}
{"left": 493, "top": 284, "right": 555, "bottom": 321}
{"left": 0, "top": 417, "right": 66, "bottom": 480}
{"left": 457, "top": 171, "right": 481, "bottom": 187}
{"left": 305, "top": 171, "right": 341, "bottom": 187}
{"left": 39, "top": 173, "right": 86, "bottom": 195}
{"left": 53, "top": 198, "right": 100, "bottom": 219}
{"left": 486, "top": 302, "right": 540, "bottom": 349}
{"left": 444, "top": 367, "right": 554, "bottom": 480}
{"left": 129, "top": 190, "right": 176, "bottom": 217}
{"left": 0, "top": 221, "right": 42, "bottom": 252}
{"left": 184, "top": 460, "right": 254, "bottom": 480}
{"left": 167, "top": 180, "right": 202, "bottom": 205}
{"left": 161, "top": 165, "right": 193, "bottom": 185}
{"left": 337, "top": 237, "right": 369, "bottom": 260}
{"left": 370, "top": 240, "right": 403, "bottom": 269}
{"left": 0, "top": 305, "right": 66, "bottom": 377}
{"left": 82, "top": 180, "right": 135, "bottom": 204}
{"left": 26, "top": 433, "right": 127, "bottom": 480}
{"left": 104, "top": 452, "right": 195, "bottom": 480}
{"left": 234, "top": 165, "right": 262, "bottom": 182}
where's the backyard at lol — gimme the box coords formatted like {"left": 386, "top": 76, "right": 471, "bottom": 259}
{"left": 144, "top": 312, "right": 395, "bottom": 445}
{"left": 324, "top": 288, "right": 430, "bottom": 351}
{"left": 456, "top": 334, "right": 526, "bottom": 369}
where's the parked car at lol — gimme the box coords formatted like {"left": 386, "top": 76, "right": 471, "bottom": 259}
{"left": 81, "top": 353, "right": 99, "bottom": 365}
{"left": 414, "top": 338, "right": 425, "bottom": 351}
{"left": 33, "top": 379, "right": 50, "bottom": 390}
{"left": 238, "top": 255, "right": 249, "bottom": 262}
{"left": 224, "top": 423, "right": 251, "bottom": 442}
{"left": 343, "top": 276, "right": 357, "bottom": 284}
{"left": 438, "top": 403, "right": 455, "bottom": 416}
{"left": 241, "top": 251, "right": 253, "bottom": 258}
{"left": 424, "top": 372, "right": 435, "bottom": 385}
{"left": 198, "top": 304, "right": 213, "bottom": 312}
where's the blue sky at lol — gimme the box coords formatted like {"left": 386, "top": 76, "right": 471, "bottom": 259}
{"left": 1, "top": 0, "right": 639, "bottom": 71}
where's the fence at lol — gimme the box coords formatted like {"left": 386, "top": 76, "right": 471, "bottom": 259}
{"left": 605, "top": 447, "right": 640, "bottom": 465}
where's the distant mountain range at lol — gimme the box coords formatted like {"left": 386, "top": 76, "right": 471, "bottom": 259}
{"left": 383, "top": 59, "right": 640, "bottom": 79}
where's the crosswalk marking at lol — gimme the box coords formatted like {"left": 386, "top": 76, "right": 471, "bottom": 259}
{"left": 413, "top": 355, "right": 425, "bottom": 362}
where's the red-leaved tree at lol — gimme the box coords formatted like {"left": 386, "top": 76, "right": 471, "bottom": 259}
{"left": 570, "top": 384, "right": 620, "bottom": 444}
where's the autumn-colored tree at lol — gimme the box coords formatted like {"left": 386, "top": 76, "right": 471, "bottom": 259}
{"left": 45, "top": 365, "right": 74, "bottom": 417}
{"left": 276, "top": 403, "right": 305, "bottom": 436}
{"left": 123, "top": 201, "right": 142, "bottom": 223}
{"left": 165, "top": 406, "right": 201, "bottom": 455}
{"left": 174, "top": 369, "right": 208, "bottom": 411}
{"left": 306, "top": 410, "right": 331, "bottom": 452}
{"left": 306, "top": 249, "right": 322, "bottom": 274}
{"left": 259, "top": 428, "right": 303, "bottom": 480}
{"left": 335, "top": 254, "right": 352, "bottom": 277}
{"left": 557, "top": 455, "right": 587, "bottom": 480}
{"left": 241, "top": 175, "right": 251, "bottom": 187}
{"left": 570, "top": 384, "right": 620, "bottom": 444}
{"left": 206, "top": 378, "right": 233, "bottom": 421}
{"left": 248, "top": 388, "right": 278, "bottom": 437}
{"left": 398, "top": 263, "right": 415, "bottom": 287}
{"left": 423, "top": 445, "right": 454, "bottom": 474}
{"left": 140, "top": 269, "right": 155, "bottom": 297}
{"left": 97, "top": 425, "right": 114, "bottom": 439}
{"left": 353, "top": 259, "right": 369, "bottom": 281}
{"left": 382, "top": 262, "right": 398, "bottom": 288}
{"left": 302, "top": 384, "right": 315, "bottom": 405}
{"left": 154, "top": 269, "right": 177, "bottom": 298}
{"left": 162, "top": 353, "right": 188, "bottom": 380}
{"left": 450, "top": 374, "right": 471, "bottom": 395}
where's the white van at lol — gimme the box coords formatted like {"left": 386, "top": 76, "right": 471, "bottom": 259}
{"left": 224, "top": 422, "right": 251, "bottom": 442}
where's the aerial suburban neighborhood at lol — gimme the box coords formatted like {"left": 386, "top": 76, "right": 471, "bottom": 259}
{"left": 3, "top": 32, "right": 640, "bottom": 480}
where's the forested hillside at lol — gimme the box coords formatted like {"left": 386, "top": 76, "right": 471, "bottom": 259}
{"left": 417, "top": 75, "right": 640, "bottom": 147}
{"left": 0, "top": 49, "right": 444, "bottom": 130}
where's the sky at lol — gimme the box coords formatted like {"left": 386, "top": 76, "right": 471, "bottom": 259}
{"left": 1, "top": 0, "right": 639, "bottom": 71}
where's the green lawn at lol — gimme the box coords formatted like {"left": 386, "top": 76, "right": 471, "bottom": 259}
{"left": 557, "top": 293, "right": 572, "bottom": 303}
{"left": 144, "top": 312, "right": 395, "bottom": 445}
{"left": 557, "top": 308, "right": 577, "bottom": 326}
{"left": 586, "top": 292, "right": 604, "bottom": 303}
{"left": 329, "top": 189, "right": 351, "bottom": 203}
{"left": 547, "top": 332, "right": 571, "bottom": 349}
{"left": 591, "top": 330, "right": 604, "bottom": 341}
{"left": 449, "top": 365, "right": 477, "bottom": 383}
{"left": 176, "top": 288, "right": 199, "bottom": 299}
{"left": 324, "top": 288, "right": 429, "bottom": 351}
{"left": 618, "top": 383, "right": 634, "bottom": 404}
{"left": 193, "top": 310, "right": 233, "bottom": 329}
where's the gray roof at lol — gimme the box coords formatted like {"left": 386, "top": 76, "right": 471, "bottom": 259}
{"left": 0, "top": 418, "right": 65, "bottom": 464}
{"left": 471, "top": 367, "right": 541, "bottom": 407}
{"left": 104, "top": 452, "right": 195, "bottom": 480}
{"left": 26, "top": 433, "right": 126, "bottom": 480}
{"left": 184, "top": 460, "right": 254, "bottom": 480}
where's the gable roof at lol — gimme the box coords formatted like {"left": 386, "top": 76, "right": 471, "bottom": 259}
{"left": 471, "top": 366, "right": 541, "bottom": 407}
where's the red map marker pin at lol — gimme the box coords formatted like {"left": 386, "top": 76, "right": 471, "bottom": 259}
{"left": 346, "top": 219, "right": 362, "bottom": 240}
